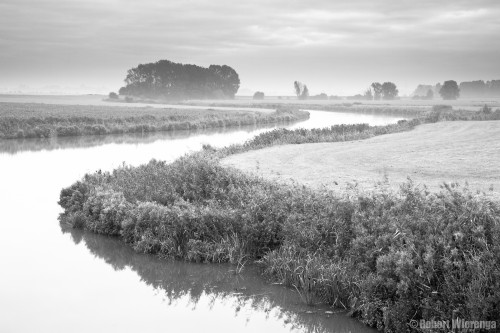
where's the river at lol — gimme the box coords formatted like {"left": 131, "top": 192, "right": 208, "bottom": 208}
{"left": 0, "top": 110, "right": 405, "bottom": 333}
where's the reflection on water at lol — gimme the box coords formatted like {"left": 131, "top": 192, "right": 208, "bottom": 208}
{"left": 0, "top": 110, "right": 401, "bottom": 332}
{"left": 63, "top": 226, "right": 374, "bottom": 333}
{"left": 0, "top": 110, "right": 407, "bottom": 155}
{"left": 0, "top": 122, "right": 285, "bottom": 155}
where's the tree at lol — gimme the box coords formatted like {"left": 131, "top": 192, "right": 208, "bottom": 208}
{"left": 364, "top": 88, "right": 373, "bottom": 100}
{"left": 301, "top": 85, "right": 309, "bottom": 100}
{"left": 439, "top": 80, "right": 460, "bottom": 100}
{"left": 294, "top": 81, "right": 309, "bottom": 100}
{"left": 294, "top": 81, "right": 303, "bottom": 98}
{"left": 119, "top": 60, "right": 240, "bottom": 100}
{"left": 371, "top": 82, "right": 383, "bottom": 100}
{"left": 108, "top": 92, "right": 119, "bottom": 99}
{"left": 381, "top": 82, "right": 398, "bottom": 100}
{"left": 426, "top": 89, "right": 434, "bottom": 100}
{"left": 253, "top": 91, "right": 265, "bottom": 100}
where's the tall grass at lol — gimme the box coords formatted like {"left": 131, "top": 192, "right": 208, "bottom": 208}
{"left": 59, "top": 152, "right": 500, "bottom": 332}
{"left": 0, "top": 102, "right": 308, "bottom": 139}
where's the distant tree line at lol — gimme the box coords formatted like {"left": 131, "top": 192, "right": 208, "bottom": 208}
{"left": 413, "top": 79, "right": 500, "bottom": 100}
{"left": 459, "top": 80, "right": 500, "bottom": 98}
{"left": 118, "top": 60, "right": 240, "bottom": 100}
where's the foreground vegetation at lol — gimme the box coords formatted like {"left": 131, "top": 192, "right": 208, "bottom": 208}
{"left": 59, "top": 107, "right": 500, "bottom": 332}
{"left": 0, "top": 102, "right": 308, "bottom": 139}
{"left": 60, "top": 153, "right": 499, "bottom": 332}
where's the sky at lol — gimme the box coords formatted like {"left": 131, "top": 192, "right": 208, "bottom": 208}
{"left": 1, "top": 0, "right": 500, "bottom": 96}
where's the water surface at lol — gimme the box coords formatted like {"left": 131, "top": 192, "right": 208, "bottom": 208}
{"left": 0, "top": 110, "right": 404, "bottom": 332}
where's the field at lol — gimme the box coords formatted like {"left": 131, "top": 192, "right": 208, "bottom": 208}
{"left": 180, "top": 96, "right": 500, "bottom": 111}
{"left": 0, "top": 102, "right": 307, "bottom": 139}
{"left": 222, "top": 121, "right": 500, "bottom": 198}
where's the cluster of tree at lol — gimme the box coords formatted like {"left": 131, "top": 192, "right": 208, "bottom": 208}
{"left": 356, "top": 82, "right": 399, "bottom": 100}
{"left": 118, "top": 60, "right": 240, "bottom": 100}
{"left": 459, "top": 80, "right": 500, "bottom": 98}
{"left": 413, "top": 79, "right": 500, "bottom": 100}
{"left": 439, "top": 80, "right": 460, "bottom": 100}
{"left": 294, "top": 81, "right": 309, "bottom": 100}
{"left": 253, "top": 91, "right": 265, "bottom": 100}
{"left": 413, "top": 84, "right": 442, "bottom": 98}
{"left": 412, "top": 89, "right": 434, "bottom": 100}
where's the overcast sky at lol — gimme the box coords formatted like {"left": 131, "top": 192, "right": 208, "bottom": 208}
{"left": 1, "top": 0, "right": 499, "bottom": 95}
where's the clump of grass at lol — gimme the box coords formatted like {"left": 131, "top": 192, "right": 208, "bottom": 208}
{"left": 0, "top": 103, "right": 309, "bottom": 139}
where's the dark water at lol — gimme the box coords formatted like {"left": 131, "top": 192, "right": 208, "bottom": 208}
{"left": 0, "top": 111, "right": 403, "bottom": 332}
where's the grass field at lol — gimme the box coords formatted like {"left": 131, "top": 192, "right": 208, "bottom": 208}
{"left": 222, "top": 121, "right": 500, "bottom": 197}
{"left": 0, "top": 102, "right": 308, "bottom": 139}
{"left": 180, "top": 96, "right": 500, "bottom": 111}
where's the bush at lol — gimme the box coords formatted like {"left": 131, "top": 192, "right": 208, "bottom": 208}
{"left": 253, "top": 91, "right": 265, "bottom": 100}
{"left": 108, "top": 92, "right": 119, "bottom": 99}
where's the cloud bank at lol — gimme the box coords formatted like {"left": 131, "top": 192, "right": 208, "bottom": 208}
{"left": 1, "top": 0, "right": 499, "bottom": 94}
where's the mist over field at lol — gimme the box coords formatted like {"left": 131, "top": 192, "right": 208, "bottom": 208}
{"left": 1, "top": 0, "right": 500, "bottom": 95}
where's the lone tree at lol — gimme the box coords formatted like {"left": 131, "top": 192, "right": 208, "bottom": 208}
{"left": 439, "top": 80, "right": 460, "bottom": 100}
{"left": 253, "top": 91, "right": 265, "bottom": 100}
{"left": 381, "top": 82, "right": 399, "bottom": 100}
{"left": 294, "top": 81, "right": 309, "bottom": 100}
{"left": 371, "top": 82, "right": 383, "bottom": 100}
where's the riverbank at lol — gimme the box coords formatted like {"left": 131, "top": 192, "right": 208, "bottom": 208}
{"left": 58, "top": 107, "right": 500, "bottom": 332}
{"left": 0, "top": 102, "right": 308, "bottom": 139}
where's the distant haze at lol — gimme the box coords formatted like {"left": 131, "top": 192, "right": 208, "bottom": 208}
{"left": 1, "top": 0, "right": 499, "bottom": 95}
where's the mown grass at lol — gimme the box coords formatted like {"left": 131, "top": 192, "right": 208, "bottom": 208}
{"left": 59, "top": 107, "right": 500, "bottom": 332}
{"left": 0, "top": 102, "right": 308, "bottom": 139}
{"left": 216, "top": 106, "right": 500, "bottom": 155}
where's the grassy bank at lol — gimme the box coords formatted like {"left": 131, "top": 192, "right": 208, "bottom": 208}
{"left": 222, "top": 121, "right": 500, "bottom": 197}
{"left": 59, "top": 153, "right": 500, "bottom": 332}
{"left": 216, "top": 105, "right": 499, "bottom": 156}
{"left": 0, "top": 102, "right": 308, "bottom": 139}
{"left": 59, "top": 107, "right": 500, "bottom": 332}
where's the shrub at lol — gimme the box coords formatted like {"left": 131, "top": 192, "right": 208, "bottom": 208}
{"left": 253, "top": 91, "right": 265, "bottom": 100}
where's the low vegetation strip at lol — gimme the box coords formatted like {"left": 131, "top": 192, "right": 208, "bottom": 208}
{"left": 0, "top": 102, "right": 308, "bottom": 139}
{"left": 59, "top": 107, "right": 500, "bottom": 332}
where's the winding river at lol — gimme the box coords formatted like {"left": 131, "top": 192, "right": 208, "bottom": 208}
{"left": 0, "top": 110, "right": 405, "bottom": 333}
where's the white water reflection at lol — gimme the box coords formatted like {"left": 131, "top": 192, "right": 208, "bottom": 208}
{"left": 0, "top": 110, "right": 403, "bottom": 333}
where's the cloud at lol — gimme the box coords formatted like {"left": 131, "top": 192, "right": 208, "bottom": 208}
{"left": 1, "top": 0, "right": 499, "bottom": 94}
